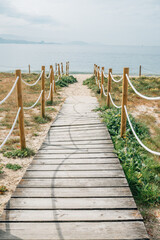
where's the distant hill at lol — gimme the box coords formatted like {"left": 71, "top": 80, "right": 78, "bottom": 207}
{"left": 0, "top": 38, "right": 89, "bottom": 45}
{"left": 0, "top": 38, "right": 59, "bottom": 44}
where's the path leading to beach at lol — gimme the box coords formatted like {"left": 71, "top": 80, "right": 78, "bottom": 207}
{"left": 0, "top": 74, "right": 148, "bottom": 239}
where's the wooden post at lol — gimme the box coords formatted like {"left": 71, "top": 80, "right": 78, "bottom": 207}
{"left": 28, "top": 64, "right": 30, "bottom": 74}
{"left": 97, "top": 66, "right": 100, "bottom": 86}
{"left": 55, "top": 63, "right": 57, "bottom": 76}
{"left": 107, "top": 68, "right": 112, "bottom": 107}
{"left": 41, "top": 66, "right": 45, "bottom": 118}
{"left": 66, "top": 62, "right": 68, "bottom": 75}
{"left": 50, "top": 65, "right": 53, "bottom": 103}
{"left": 95, "top": 65, "right": 97, "bottom": 82}
{"left": 139, "top": 65, "right": 141, "bottom": 77}
{"left": 16, "top": 69, "right": 26, "bottom": 149}
{"left": 53, "top": 67, "right": 56, "bottom": 93}
{"left": 94, "top": 64, "right": 96, "bottom": 75}
{"left": 61, "top": 63, "right": 63, "bottom": 75}
{"left": 101, "top": 67, "right": 104, "bottom": 97}
{"left": 58, "top": 64, "right": 60, "bottom": 79}
{"left": 121, "top": 67, "right": 129, "bottom": 137}
{"left": 68, "top": 61, "right": 69, "bottom": 75}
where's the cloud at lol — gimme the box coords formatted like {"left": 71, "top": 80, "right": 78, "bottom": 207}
{"left": 0, "top": 0, "right": 59, "bottom": 25}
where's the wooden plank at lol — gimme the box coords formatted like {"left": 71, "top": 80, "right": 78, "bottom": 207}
{"left": 13, "top": 187, "right": 129, "bottom": 198}
{"left": 34, "top": 153, "right": 117, "bottom": 158}
{"left": 38, "top": 149, "right": 114, "bottom": 154}
{"left": 41, "top": 144, "right": 114, "bottom": 150}
{"left": 6, "top": 197, "right": 135, "bottom": 210}
{"left": 0, "top": 222, "right": 149, "bottom": 239}
{"left": 0, "top": 209, "right": 142, "bottom": 222}
{"left": 27, "top": 164, "right": 122, "bottom": 171}
{"left": 18, "top": 178, "right": 128, "bottom": 188}
{"left": 43, "top": 140, "right": 113, "bottom": 145}
{"left": 32, "top": 158, "right": 120, "bottom": 165}
{"left": 24, "top": 170, "right": 125, "bottom": 178}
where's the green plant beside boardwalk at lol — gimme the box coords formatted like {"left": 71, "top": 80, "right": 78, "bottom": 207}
{"left": 83, "top": 75, "right": 160, "bottom": 207}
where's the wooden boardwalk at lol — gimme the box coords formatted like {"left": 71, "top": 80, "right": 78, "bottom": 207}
{"left": 0, "top": 96, "right": 149, "bottom": 239}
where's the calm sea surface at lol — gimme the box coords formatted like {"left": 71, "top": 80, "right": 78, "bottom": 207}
{"left": 0, "top": 44, "right": 160, "bottom": 75}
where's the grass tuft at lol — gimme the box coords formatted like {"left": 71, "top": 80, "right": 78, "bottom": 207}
{"left": 33, "top": 115, "right": 52, "bottom": 124}
{"left": 6, "top": 163, "right": 22, "bottom": 171}
{"left": 3, "top": 148, "right": 35, "bottom": 158}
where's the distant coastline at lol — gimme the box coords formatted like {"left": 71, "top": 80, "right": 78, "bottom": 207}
{"left": 0, "top": 38, "right": 88, "bottom": 45}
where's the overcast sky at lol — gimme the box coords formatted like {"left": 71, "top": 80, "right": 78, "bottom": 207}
{"left": 0, "top": 0, "right": 160, "bottom": 46}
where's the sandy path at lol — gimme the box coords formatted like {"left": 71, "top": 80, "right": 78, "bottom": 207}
{"left": 61, "top": 74, "right": 93, "bottom": 97}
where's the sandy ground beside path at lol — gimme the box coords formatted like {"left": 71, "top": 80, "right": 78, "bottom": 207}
{"left": 0, "top": 74, "right": 92, "bottom": 215}
{"left": 61, "top": 74, "right": 93, "bottom": 97}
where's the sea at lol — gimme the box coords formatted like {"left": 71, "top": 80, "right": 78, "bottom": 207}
{"left": 0, "top": 44, "right": 160, "bottom": 75}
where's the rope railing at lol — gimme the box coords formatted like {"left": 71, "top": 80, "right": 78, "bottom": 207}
{"left": 0, "top": 76, "right": 19, "bottom": 105}
{"left": 0, "top": 107, "right": 21, "bottom": 149}
{"left": 124, "top": 105, "right": 160, "bottom": 156}
{"left": 110, "top": 72, "right": 123, "bottom": 83}
{"left": 102, "top": 84, "right": 107, "bottom": 97}
{"left": 126, "top": 74, "right": 160, "bottom": 100}
{"left": 22, "top": 71, "right": 43, "bottom": 86}
{"left": 45, "top": 69, "right": 51, "bottom": 79}
{"left": 0, "top": 61, "right": 69, "bottom": 150}
{"left": 24, "top": 90, "right": 43, "bottom": 110}
{"left": 109, "top": 92, "right": 121, "bottom": 109}
{"left": 93, "top": 64, "right": 160, "bottom": 156}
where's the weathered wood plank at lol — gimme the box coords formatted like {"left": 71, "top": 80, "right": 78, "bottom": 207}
{"left": 6, "top": 197, "right": 135, "bottom": 209}
{"left": 38, "top": 149, "right": 114, "bottom": 154}
{"left": 32, "top": 158, "right": 120, "bottom": 165}
{"left": 13, "top": 187, "right": 129, "bottom": 198}
{"left": 0, "top": 222, "right": 149, "bottom": 239}
{"left": 0, "top": 209, "right": 142, "bottom": 222}
{"left": 27, "top": 164, "right": 122, "bottom": 171}
{"left": 24, "top": 170, "right": 125, "bottom": 178}
{"left": 18, "top": 178, "right": 128, "bottom": 188}
{"left": 34, "top": 153, "right": 117, "bottom": 158}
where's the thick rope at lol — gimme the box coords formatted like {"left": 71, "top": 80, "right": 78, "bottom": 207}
{"left": 0, "top": 107, "right": 21, "bottom": 149}
{"left": 126, "top": 74, "right": 160, "bottom": 100}
{"left": 124, "top": 105, "right": 160, "bottom": 156}
{"left": 46, "top": 84, "right": 52, "bottom": 101}
{"left": 109, "top": 92, "right": 122, "bottom": 108}
{"left": 104, "top": 73, "right": 108, "bottom": 79}
{"left": 102, "top": 84, "right": 107, "bottom": 97}
{"left": 22, "top": 71, "right": 43, "bottom": 86}
{"left": 45, "top": 69, "right": 51, "bottom": 79}
{"left": 110, "top": 72, "right": 123, "bottom": 83}
{"left": 0, "top": 76, "right": 19, "bottom": 105}
{"left": 24, "top": 90, "right": 43, "bottom": 110}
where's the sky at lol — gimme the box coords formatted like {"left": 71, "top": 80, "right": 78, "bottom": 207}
{"left": 0, "top": 0, "right": 160, "bottom": 46}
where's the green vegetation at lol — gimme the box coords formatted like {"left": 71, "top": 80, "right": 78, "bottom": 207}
{"left": 0, "top": 185, "right": 8, "bottom": 194}
{"left": 84, "top": 75, "right": 160, "bottom": 206}
{"left": 100, "top": 107, "right": 160, "bottom": 205}
{"left": 56, "top": 75, "right": 77, "bottom": 87}
{"left": 33, "top": 115, "right": 52, "bottom": 124}
{"left": 3, "top": 148, "right": 35, "bottom": 158}
{"left": 6, "top": 163, "right": 22, "bottom": 171}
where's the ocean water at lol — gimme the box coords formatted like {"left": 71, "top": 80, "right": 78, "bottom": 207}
{"left": 0, "top": 44, "right": 160, "bottom": 75}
